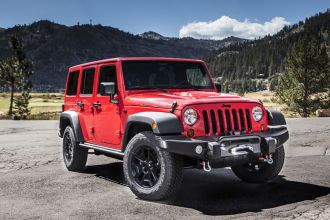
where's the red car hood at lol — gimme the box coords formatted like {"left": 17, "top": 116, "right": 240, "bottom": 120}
{"left": 124, "top": 91, "right": 258, "bottom": 110}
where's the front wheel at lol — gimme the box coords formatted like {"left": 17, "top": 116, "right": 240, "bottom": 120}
{"left": 62, "top": 126, "right": 88, "bottom": 171}
{"left": 231, "top": 146, "right": 285, "bottom": 183}
{"left": 123, "top": 131, "right": 183, "bottom": 201}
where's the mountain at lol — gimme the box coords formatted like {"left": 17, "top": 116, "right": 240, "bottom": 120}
{"left": 139, "top": 31, "right": 168, "bottom": 40}
{"left": 0, "top": 21, "right": 244, "bottom": 90}
{"left": 140, "top": 31, "right": 245, "bottom": 51}
{"left": 204, "top": 10, "right": 330, "bottom": 81}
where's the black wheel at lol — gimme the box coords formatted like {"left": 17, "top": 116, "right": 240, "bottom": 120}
{"left": 231, "top": 146, "right": 285, "bottom": 183}
{"left": 62, "top": 126, "right": 88, "bottom": 171}
{"left": 123, "top": 131, "right": 183, "bottom": 201}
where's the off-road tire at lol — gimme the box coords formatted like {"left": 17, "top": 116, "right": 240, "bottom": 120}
{"left": 231, "top": 146, "right": 285, "bottom": 183}
{"left": 123, "top": 131, "right": 183, "bottom": 201}
{"left": 62, "top": 126, "right": 88, "bottom": 171}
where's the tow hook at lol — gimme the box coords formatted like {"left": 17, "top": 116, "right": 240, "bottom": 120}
{"left": 259, "top": 154, "right": 273, "bottom": 164}
{"left": 266, "top": 154, "right": 273, "bottom": 164}
{"left": 202, "top": 161, "right": 212, "bottom": 172}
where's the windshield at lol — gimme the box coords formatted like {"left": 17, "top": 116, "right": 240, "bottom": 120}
{"left": 122, "top": 61, "right": 214, "bottom": 90}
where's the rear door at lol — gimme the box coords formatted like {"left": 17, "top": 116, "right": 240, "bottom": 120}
{"left": 78, "top": 66, "right": 96, "bottom": 141}
{"left": 93, "top": 64, "right": 121, "bottom": 148}
{"left": 64, "top": 70, "right": 80, "bottom": 111}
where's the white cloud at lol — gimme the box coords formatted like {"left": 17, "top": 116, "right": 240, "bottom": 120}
{"left": 179, "top": 16, "right": 289, "bottom": 40}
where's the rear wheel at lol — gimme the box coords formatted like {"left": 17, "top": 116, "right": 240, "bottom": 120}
{"left": 123, "top": 131, "right": 183, "bottom": 201}
{"left": 231, "top": 146, "right": 285, "bottom": 183}
{"left": 62, "top": 126, "right": 88, "bottom": 171}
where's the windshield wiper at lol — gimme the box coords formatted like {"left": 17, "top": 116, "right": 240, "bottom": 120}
{"left": 171, "top": 85, "right": 203, "bottom": 91}
{"left": 129, "top": 85, "right": 168, "bottom": 93}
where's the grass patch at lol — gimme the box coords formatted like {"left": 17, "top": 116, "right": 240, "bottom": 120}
{"left": 243, "top": 91, "right": 297, "bottom": 118}
{"left": 0, "top": 93, "right": 63, "bottom": 118}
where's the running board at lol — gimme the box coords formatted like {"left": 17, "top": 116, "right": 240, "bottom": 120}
{"left": 80, "top": 143, "right": 124, "bottom": 159}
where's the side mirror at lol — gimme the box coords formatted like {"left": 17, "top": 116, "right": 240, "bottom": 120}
{"left": 100, "top": 82, "right": 116, "bottom": 96}
{"left": 100, "top": 82, "right": 118, "bottom": 104}
{"left": 215, "top": 83, "right": 222, "bottom": 92}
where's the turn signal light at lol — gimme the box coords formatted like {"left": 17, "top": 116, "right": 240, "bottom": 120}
{"left": 151, "top": 122, "right": 157, "bottom": 130}
{"left": 187, "top": 129, "right": 195, "bottom": 137}
{"left": 260, "top": 124, "right": 265, "bottom": 131}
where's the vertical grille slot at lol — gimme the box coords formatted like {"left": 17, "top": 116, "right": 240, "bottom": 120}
{"left": 239, "top": 109, "right": 245, "bottom": 131}
{"left": 245, "top": 109, "right": 252, "bottom": 131}
{"left": 217, "top": 110, "right": 224, "bottom": 133}
{"left": 232, "top": 109, "right": 239, "bottom": 131}
{"left": 210, "top": 110, "right": 217, "bottom": 134}
{"left": 225, "top": 109, "right": 231, "bottom": 131}
{"left": 203, "top": 110, "right": 210, "bottom": 134}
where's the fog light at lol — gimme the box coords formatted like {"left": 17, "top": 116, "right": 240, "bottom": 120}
{"left": 187, "top": 129, "right": 194, "bottom": 137}
{"left": 195, "top": 145, "right": 203, "bottom": 154}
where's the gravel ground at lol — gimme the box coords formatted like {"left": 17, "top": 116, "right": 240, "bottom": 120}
{"left": 0, "top": 118, "right": 329, "bottom": 219}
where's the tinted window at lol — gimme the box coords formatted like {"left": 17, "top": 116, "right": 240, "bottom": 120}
{"left": 122, "top": 61, "right": 213, "bottom": 90}
{"left": 66, "top": 71, "right": 79, "bottom": 96}
{"left": 80, "top": 68, "right": 95, "bottom": 95}
{"left": 98, "top": 65, "right": 117, "bottom": 94}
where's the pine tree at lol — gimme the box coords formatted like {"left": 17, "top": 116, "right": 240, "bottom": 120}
{"left": 275, "top": 37, "right": 330, "bottom": 117}
{"left": 0, "top": 35, "right": 33, "bottom": 119}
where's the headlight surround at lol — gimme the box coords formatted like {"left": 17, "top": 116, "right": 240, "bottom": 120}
{"left": 252, "top": 106, "right": 263, "bottom": 122}
{"left": 183, "top": 108, "right": 198, "bottom": 125}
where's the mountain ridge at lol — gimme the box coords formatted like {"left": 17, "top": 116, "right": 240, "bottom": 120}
{"left": 0, "top": 20, "right": 244, "bottom": 90}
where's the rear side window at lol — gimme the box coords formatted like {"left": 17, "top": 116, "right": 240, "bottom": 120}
{"left": 80, "top": 68, "right": 95, "bottom": 95}
{"left": 66, "top": 71, "right": 79, "bottom": 96}
{"left": 98, "top": 65, "right": 117, "bottom": 94}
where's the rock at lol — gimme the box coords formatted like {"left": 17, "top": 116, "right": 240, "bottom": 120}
{"left": 0, "top": 111, "right": 4, "bottom": 119}
{"left": 316, "top": 109, "right": 330, "bottom": 117}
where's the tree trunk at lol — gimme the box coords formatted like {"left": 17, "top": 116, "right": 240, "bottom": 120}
{"left": 8, "top": 83, "right": 14, "bottom": 117}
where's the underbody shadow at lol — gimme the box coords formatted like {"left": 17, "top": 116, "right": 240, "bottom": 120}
{"left": 83, "top": 162, "right": 330, "bottom": 216}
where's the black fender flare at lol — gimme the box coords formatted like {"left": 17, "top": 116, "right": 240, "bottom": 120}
{"left": 122, "top": 111, "right": 183, "bottom": 149}
{"left": 59, "top": 111, "right": 85, "bottom": 142}
{"left": 267, "top": 110, "right": 286, "bottom": 126}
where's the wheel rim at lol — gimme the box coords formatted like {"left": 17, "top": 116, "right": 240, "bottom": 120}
{"left": 63, "top": 132, "right": 73, "bottom": 163}
{"left": 131, "top": 146, "right": 161, "bottom": 188}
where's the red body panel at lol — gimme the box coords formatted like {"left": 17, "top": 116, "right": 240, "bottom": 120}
{"left": 64, "top": 57, "right": 268, "bottom": 151}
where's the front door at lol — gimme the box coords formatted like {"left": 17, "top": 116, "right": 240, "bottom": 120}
{"left": 93, "top": 64, "right": 121, "bottom": 149}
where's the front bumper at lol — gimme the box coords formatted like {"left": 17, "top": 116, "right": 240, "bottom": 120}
{"left": 156, "top": 126, "right": 289, "bottom": 161}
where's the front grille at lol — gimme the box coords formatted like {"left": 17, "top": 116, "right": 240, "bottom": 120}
{"left": 202, "top": 108, "right": 252, "bottom": 135}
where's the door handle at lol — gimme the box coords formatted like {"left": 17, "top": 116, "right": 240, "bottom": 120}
{"left": 93, "top": 102, "right": 102, "bottom": 107}
{"left": 77, "top": 101, "right": 84, "bottom": 107}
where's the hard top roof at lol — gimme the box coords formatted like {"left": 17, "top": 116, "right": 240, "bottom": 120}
{"left": 69, "top": 57, "right": 204, "bottom": 69}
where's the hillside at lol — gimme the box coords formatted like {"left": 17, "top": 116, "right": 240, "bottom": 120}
{"left": 204, "top": 10, "right": 330, "bottom": 80}
{"left": 0, "top": 21, "right": 243, "bottom": 90}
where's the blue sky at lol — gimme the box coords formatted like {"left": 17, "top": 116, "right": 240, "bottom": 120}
{"left": 0, "top": 0, "right": 329, "bottom": 39}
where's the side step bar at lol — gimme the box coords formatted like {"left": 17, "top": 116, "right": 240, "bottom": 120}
{"left": 80, "top": 143, "right": 124, "bottom": 160}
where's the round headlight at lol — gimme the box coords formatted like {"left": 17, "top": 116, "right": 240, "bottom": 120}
{"left": 252, "top": 106, "right": 263, "bottom": 122}
{"left": 183, "top": 108, "right": 198, "bottom": 125}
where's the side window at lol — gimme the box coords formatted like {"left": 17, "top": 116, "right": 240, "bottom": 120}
{"left": 66, "top": 71, "right": 79, "bottom": 96}
{"left": 80, "top": 68, "right": 95, "bottom": 95}
{"left": 98, "top": 65, "right": 117, "bottom": 94}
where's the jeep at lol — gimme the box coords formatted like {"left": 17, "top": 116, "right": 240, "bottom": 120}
{"left": 59, "top": 57, "right": 289, "bottom": 200}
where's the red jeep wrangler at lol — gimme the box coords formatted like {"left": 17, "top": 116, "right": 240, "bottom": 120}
{"left": 59, "top": 57, "right": 289, "bottom": 200}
